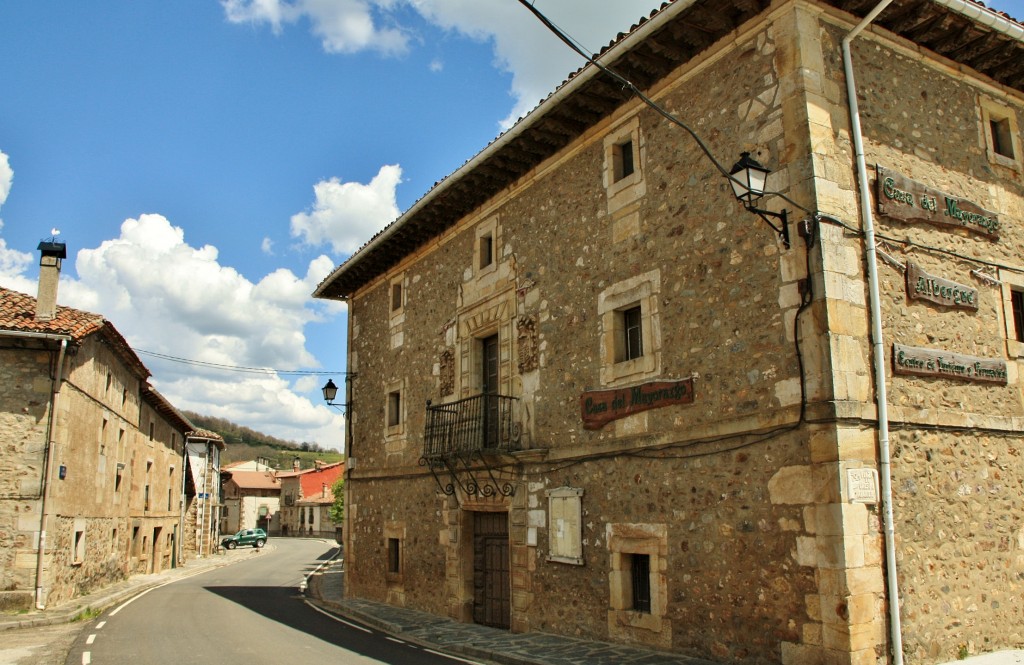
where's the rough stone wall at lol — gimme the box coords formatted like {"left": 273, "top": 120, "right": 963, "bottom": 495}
{"left": 0, "top": 343, "right": 53, "bottom": 609}
{"left": 811, "top": 12, "right": 1024, "bottom": 664}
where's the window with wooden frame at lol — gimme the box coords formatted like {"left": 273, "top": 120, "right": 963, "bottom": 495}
{"left": 980, "top": 96, "right": 1021, "bottom": 170}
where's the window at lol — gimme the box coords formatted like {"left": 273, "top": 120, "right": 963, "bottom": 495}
{"left": 629, "top": 554, "right": 652, "bottom": 613}
{"left": 613, "top": 139, "right": 635, "bottom": 182}
{"left": 112, "top": 528, "right": 118, "bottom": 550}
{"left": 980, "top": 97, "right": 1021, "bottom": 169}
{"left": 479, "top": 233, "right": 494, "bottom": 269}
{"left": 1013, "top": 290, "right": 1024, "bottom": 342}
{"left": 604, "top": 117, "right": 645, "bottom": 213}
{"left": 599, "top": 270, "right": 661, "bottom": 386}
{"left": 991, "top": 117, "right": 1015, "bottom": 159}
{"left": 73, "top": 527, "right": 86, "bottom": 565}
{"left": 115, "top": 462, "right": 125, "bottom": 492}
{"left": 391, "top": 282, "right": 403, "bottom": 312}
{"left": 148, "top": 422, "right": 155, "bottom": 441}
{"left": 387, "top": 390, "right": 402, "bottom": 428}
{"left": 387, "top": 538, "right": 401, "bottom": 574}
{"left": 619, "top": 305, "right": 644, "bottom": 362}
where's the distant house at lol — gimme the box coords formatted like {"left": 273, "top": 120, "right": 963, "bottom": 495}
{"left": 221, "top": 461, "right": 280, "bottom": 535}
{"left": 277, "top": 460, "right": 343, "bottom": 539}
{"left": 0, "top": 242, "right": 219, "bottom": 610}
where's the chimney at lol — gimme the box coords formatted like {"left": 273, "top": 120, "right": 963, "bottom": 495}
{"left": 35, "top": 241, "right": 67, "bottom": 322}
{"left": 292, "top": 457, "right": 300, "bottom": 472}
{"left": 322, "top": 483, "right": 327, "bottom": 498}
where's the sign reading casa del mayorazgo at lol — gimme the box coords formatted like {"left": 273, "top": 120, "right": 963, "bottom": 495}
{"left": 876, "top": 165, "right": 1000, "bottom": 238}
{"left": 906, "top": 262, "right": 979, "bottom": 311}
{"left": 893, "top": 343, "right": 1007, "bottom": 384}
{"left": 581, "top": 379, "right": 694, "bottom": 430}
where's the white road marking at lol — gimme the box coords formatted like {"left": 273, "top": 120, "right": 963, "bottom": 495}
{"left": 82, "top": 652, "right": 91, "bottom": 664}
{"left": 96, "top": 621, "right": 106, "bottom": 629}
{"left": 305, "top": 601, "right": 372, "bottom": 633}
{"left": 86, "top": 634, "right": 96, "bottom": 644}
{"left": 385, "top": 636, "right": 405, "bottom": 644}
{"left": 423, "top": 648, "right": 485, "bottom": 664}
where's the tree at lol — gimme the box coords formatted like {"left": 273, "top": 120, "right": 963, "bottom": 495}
{"left": 328, "top": 475, "right": 345, "bottom": 524}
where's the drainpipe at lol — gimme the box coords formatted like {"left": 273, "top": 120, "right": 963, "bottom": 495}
{"left": 842, "top": 2, "right": 1022, "bottom": 662}
{"left": 178, "top": 436, "right": 188, "bottom": 565}
{"left": 842, "top": 1, "right": 899, "bottom": 661}
{"left": 0, "top": 331, "right": 74, "bottom": 610}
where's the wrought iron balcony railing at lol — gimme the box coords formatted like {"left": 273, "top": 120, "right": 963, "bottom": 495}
{"left": 424, "top": 393, "right": 521, "bottom": 458}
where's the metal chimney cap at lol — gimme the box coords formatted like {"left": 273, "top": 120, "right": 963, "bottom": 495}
{"left": 37, "top": 241, "right": 67, "bottom": 259}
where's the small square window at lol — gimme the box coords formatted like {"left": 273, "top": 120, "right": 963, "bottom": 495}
{"left": 479, "top": 233, "right": 494, "bottom": 269}
{"left": 614, "top": 139, "right": 635, "bottom": 182}
{"left": 387, "top": 538, "right": 401, "bottom": 574}
{"left": 387, "top": 390, "right": 402, "bottom": 428}
{"left": 1012, "top": 290, "right": 1024, "bottom": 342}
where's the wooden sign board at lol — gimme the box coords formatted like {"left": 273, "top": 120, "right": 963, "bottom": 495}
{"left": 892, "top": 343, "right": 1007, "bottom": 384}
{"left": 581, "top": 379, "right": 694, "bottom": 430}
{"left": 906, "top": 262, "right": 979, "bottom": 311}
{"left": 876, "top": 165, "right": 1000, "bottom": 239}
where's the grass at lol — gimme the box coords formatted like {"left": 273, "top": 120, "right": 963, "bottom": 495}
{"left": 71, "top": 606, "right": 101, "bottom": 622}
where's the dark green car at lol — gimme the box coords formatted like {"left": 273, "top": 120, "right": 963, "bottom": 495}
{"left": 221, "top": 528, "right": 267, "bottom": 550}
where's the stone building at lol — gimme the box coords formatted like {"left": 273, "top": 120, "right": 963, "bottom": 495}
{"left": 220, "top": 462, "right": 280, "bottom": 536}
{"left": 314, "top": 0, "right": 1024, "bottom": 663}
{"left": 277, "top": 460, "right": 343, "bottom": 538}
{"left": 0, "top": 243, "right": 207, "bottom": 609}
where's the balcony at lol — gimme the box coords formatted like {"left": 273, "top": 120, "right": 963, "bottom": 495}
{"left": 423, "top": 393, "right": 521, "bottom": 459}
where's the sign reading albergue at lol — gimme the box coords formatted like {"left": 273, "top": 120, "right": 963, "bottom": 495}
{"left": 876, "top": 165, "right": 1000, "bottom": 238}
{"left": 581, "top": 379, "right": 694, "bottom": 429}
{"left": 906, "top": 262, "right": 979, "bottom": 311}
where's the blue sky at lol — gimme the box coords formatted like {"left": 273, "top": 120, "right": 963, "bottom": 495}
{"left": 1, "top": 0, "right": 1023, "bottom": 450}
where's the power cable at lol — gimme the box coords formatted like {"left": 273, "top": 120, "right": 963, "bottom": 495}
{"left": 133, "top": 348, "right": 342, "bottom": 376}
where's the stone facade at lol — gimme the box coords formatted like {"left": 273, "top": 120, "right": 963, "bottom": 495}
{"left": 317, "top": 2, "right": 1024, "bottom": 663}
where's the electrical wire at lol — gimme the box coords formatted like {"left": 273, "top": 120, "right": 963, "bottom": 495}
{"left": 132, "top": 348, "right": 342, "bottom": 376}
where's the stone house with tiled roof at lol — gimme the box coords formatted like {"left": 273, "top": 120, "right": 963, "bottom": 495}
{"left": 315, "top": 1, "right": 1024, "bottom": 663}
{"left": 220, "top": 465, "right": 281, "bottom": 535}
{"left": 277, "top": 460, "right": 343, "bottom": 539}
{"left": 0, "top": 244, "right": 222, "bottom": 610}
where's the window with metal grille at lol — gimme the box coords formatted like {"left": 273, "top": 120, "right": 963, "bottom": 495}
{"left": 1013, "top": 290, "right": 1024, "bottom": 341}
{"left": 630, "top": 553, "right": 651, "bottom": 613}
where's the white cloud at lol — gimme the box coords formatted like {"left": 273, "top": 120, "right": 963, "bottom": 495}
{"left": 0, "top": 150, "right": 12, "bottom": 207}
{"left": 222, "top": 1, "right": 664, "bottom": 127}
{"left": 222, "top": 0, "right": 409, "bottom": 55}
{"left": 0, "top": 212, "right": 346, "bottom": 451}
{"left": 261, "top": 236, "right": 274, "bottom": 254}
{"left": 290, "top": 164, "right": 402, "bottom": 255}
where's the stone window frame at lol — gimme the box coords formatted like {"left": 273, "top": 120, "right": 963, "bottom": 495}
{"left": 72, "top": 520, "right": 86, "bottom": 566}
{"left": 979, "top": 96, "right": 1022, "bottom": 172}
{"left": 383, "top": 378, "right": 407, "bottom": 441}
{"left": 474, "top": 216, "right": 499, "bottom": 277}
{"left": 603, "top": 116, "right": 646, "bottom": 212}
{"left": 389, "top": 272, "right": 406, "bottom": 321}
{"left": 598, "top": 270, "right": 662, "bottom": 386}
{"left": 606, "top": 522, "right": 669, "bottom": 642}
{"left": 546, "top": 487, "right": 583, "bottom": 565}
{"left": 384, "top": 521, "right": 406, "bottom": 585}
{"left": 999, "top": 268, "right": 1024, "bottom": 358}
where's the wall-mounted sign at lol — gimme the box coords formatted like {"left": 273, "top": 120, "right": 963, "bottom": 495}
{"left": 893, "top": 343, "right": 1007, "bottom": 384}
{"left": 906, "top": 262, "right": 979, "bottom": 310}
{"left": 876, "top": 165, "right": 1000, "bottom": 239}
{"left": 581, "top": 378, "right": 694, "bottom": 430}
{"left": 846, "top": 468, "right": 879, "bottom": 504}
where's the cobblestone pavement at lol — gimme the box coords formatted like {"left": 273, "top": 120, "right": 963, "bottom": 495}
{"left": 305, "top": 554, "right": 714, "bottom": 665}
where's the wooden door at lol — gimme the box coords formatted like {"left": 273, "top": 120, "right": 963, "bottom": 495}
{"left": 472, "top": 512, "right": 510, "bottom": 629}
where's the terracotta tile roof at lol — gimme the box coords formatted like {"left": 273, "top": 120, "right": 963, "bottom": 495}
{"left": 224, "top": 470, "right": 281, "bottom": 490}
{"left": 0, "top": 285, "right": 106, "bottom": 339}
{"left": 284, "top": 462, "right": 345, "bottom": 499}
{"left": 187, "top": 428, "right": 226, "bottom": 449}
{"left": 0, "top": 285, "right": 150, "bottom": 379}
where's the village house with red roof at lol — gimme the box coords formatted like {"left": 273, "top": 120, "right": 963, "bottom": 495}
{"left": 277, "top": 459, "right": 343, "bottom": 540}
{"left": 0, "top": 242, "right": 223, "bottom": 611}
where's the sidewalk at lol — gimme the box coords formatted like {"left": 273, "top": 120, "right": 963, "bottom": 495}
{"left": 303, "top": 552, "right": 1024, "bottom": 665}
{"left": 0, "top": 547, "right": 249, "bottom": 633}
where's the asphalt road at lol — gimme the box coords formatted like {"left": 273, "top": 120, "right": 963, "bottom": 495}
{"left": 62, "top": 539, "right": 482, "bottom": 665}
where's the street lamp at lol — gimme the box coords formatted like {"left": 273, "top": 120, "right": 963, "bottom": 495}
{"left": 322, "top": 379, "right": 342, "bottom": 411}
{"left": 728, "top": 152, "right": 790, "bottom": 249}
